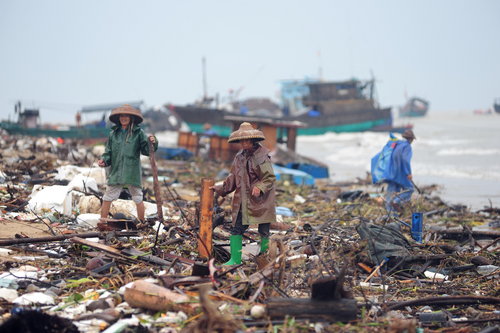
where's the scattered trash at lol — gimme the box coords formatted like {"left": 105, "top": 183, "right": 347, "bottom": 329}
{"left": 275, "top": 206, "right": 294, "bottom": 217}
{"left": 423, "top": 270, "right": 449, "bottom": 281}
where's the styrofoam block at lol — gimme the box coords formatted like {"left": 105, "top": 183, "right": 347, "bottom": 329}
{"left": 76, "top": 213, "right": 101, "bottom": 228}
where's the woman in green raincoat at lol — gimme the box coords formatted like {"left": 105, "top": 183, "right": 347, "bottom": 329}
{"left": 98, "top": 104, "right": 158, "bottom": 223}
{"left": 212, "top": 122, "right": 276, "bottom": 265}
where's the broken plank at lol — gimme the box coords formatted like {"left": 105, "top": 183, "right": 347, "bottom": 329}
{"left": 70, "top": 237, "right": 123, "bottom": 255}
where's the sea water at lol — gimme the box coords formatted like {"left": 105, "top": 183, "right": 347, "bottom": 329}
{"left": 296, "top": 110, "right": 500, "bottom": 210}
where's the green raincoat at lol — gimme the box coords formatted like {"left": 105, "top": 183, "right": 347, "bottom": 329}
{"left": 101, "top": 125, "right": 158, "bottom": 188}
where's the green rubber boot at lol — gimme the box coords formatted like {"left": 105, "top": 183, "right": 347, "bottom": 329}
{"left": 260, "top": 237, "right": 269, "bottom": 254}
{"left": 223, "top": 235, "right": 242, "bottom": 265}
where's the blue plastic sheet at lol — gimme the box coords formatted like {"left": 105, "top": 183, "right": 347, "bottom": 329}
{"left": 155, "top": 147, "right": 194, "bottom": 160}
{"left": 273, "top": 164, "right": 315, "bottom": 186}
{"left": 285, "top": 162, "right": 329, "bottom": 179}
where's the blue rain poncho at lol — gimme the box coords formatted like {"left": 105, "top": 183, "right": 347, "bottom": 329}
{"left": 388, "top": 140, "right": 413, "bottom": 188}
{"left": 371, "top": 135, "right": 413, "bottom": 188}
{"left": 371, "top": 134, "right": 398, "bottom": 184}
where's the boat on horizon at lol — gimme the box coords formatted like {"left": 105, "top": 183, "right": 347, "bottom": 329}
{"left": 398, "top": 97, "right": 429, "bottom": 118}
{"left": 169, "top": 77, "right": 412, "bottom": 137}
{"left": 494, "top": 98, "right": 500, "bottom": 114}
{"left": 0, "top": 101, "right": 143, "bottom": 142}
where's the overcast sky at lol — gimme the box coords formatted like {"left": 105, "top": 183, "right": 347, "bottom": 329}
{"left": 1, "top": 0, "right": 499, "bottom": 124}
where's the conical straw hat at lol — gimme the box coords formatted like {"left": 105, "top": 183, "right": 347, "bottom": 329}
{"left": 228, "top": 122, "right": 265, "bottom": 143}
{"left": 109, "top": 104, "right": 144, "bottom": 125}
{"left": 402, "top": 129, "right": 416, "bottom": 140}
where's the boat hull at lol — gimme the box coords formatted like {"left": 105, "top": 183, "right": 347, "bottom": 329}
{"left": 173, "top": 105, "right": 404, "bottom": 136}
{"left": 494, "top": 102, "right": 500, "bottom": 114}
{"left": 399, "top": 109, "right": 428, "bottom": 117}
{"left": 0, "top": 122, "right": 109, "bottom": 140}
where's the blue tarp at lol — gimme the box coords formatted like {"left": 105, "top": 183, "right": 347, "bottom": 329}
{"left": 273, "top": 164, "right": 315, "bottom": 186}
{"left": 285, "top": 162, "right": 329, "bottom": 179}
{"left": 156, "top": 147, "right": 194, "bottom": 160}
{"left": 307, "top": 109, "right": 321, "bottom": 117}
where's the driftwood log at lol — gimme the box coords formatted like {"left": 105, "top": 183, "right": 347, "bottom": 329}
{"left": 266, "top": 298, "right": 357, "bottom": 322}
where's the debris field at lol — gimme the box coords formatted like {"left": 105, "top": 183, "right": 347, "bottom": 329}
{"left": 0, "top": 134, "right": 498, "bottom": 333}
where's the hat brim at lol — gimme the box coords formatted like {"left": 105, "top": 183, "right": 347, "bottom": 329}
{"left": 228, "top": 135, "right": 265, "bottom": 143}
{"left": 109, "top": 113, "right": 143, "bottom": 125}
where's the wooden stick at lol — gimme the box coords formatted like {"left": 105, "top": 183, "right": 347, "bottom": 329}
{"left": 410, "top": 178, "right": 422, "bottom": 194}
{"left": 148, "top": 139, "right": 164, "bottom": 226}
{"left": 363, "top": 258, "right": 388, "bottom": 283}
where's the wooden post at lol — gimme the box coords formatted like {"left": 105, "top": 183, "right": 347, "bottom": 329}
{"left": 198, "top": 178, "right": 214, "bottom": 258}
{"left": 287, "top": 128, "right": 297, "bottom": 152}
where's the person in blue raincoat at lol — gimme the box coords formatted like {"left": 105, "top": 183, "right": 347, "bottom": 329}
{"left": 384, "top": 129, "right": 416, "bottom": 213}
{"left": 98, "top": 104, "right": 158, "bottom": 223}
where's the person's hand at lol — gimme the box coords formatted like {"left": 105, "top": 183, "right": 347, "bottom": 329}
{"left": 210, "top": 186, "right": 224, "bottom": 197}
{"left": 407, "top": 174, "right": 413, "bottom": 180}
{"left": 148, "top": 135, "right": 156, "bottom": 143}
{"left": 98, "top": 159, "right": 106, "bottom": 167}
{"left": 252, "top": 186, "right": 261, "bottom": 197}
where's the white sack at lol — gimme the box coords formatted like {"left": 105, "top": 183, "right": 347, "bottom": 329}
{"left": 68, "top": 174, "right": 98, "bottom": 193}
{"left": 29, "top": 185, "right": 73, "bottom": 216}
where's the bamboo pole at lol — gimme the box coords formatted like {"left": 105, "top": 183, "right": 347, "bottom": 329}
{"left": 198, "top": 178, "right": 214, "bottom": 258}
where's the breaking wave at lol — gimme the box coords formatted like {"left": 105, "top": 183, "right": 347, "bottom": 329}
{"left": 436, "top": 148, "right": 500, "bottom": 156}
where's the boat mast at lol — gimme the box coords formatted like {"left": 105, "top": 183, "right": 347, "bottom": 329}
{"left": 202, "top": 57, "right": 208, "bottom": 105}
{"left": 317, "top": 50, "right": 323, "bottom": 81}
